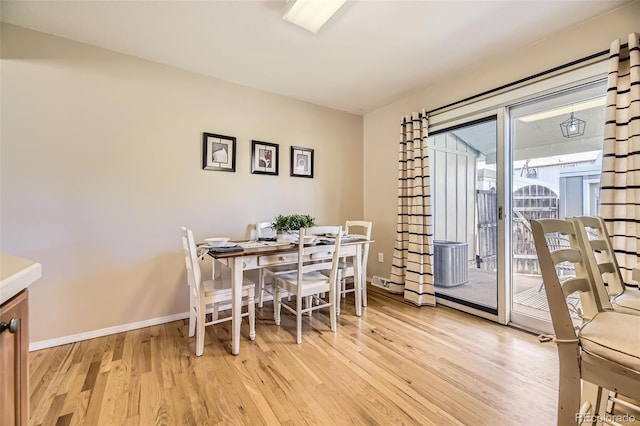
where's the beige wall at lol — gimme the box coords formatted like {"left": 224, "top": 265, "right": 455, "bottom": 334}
{"left": 0, "top": 24, "right": 363, "bottom": 343}
{"left": 363, "top": 1, "right": 640, "bottom": 281}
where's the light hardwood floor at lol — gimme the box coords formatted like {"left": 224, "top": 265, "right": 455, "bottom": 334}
{"left": 29, "top": 289, "right": 562, "bottom": 425}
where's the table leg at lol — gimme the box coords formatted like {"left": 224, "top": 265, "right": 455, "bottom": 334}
{"left": 362, "top": 245, "right": 369, "bottom": 307}
{"left": 231, "top": 257, "right": 243, "bottom": 355}
{"left": 354, "top": 244, "right": 362, "bottom": 317}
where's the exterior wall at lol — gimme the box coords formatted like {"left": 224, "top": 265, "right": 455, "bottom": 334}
{"left": 0, "top": 24, "right": 363, "bottom": 343}
{"left": 429, "top": 132, "right": 477, "bottom": 258}
{"left": 559, "top": 165, "right": 602, "bottom": 219}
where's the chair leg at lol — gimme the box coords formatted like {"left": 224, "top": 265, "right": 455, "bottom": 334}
{"left": 195, "top": 302, "right": 206, "bottom": 357}
{"left": 306, "top": 296, "right": 312, "bottom": 316}
{"left": 188, "top": 305, "right": 197, "bottom": 337}
{"left": 556, "top": 344, "right": 582, "bottom": 426}
{"left": 362, "top": 274, "right": 368, "bottom": 307}
{"left": 248, "top": 289, "right": 256, "bottom": 341}
{"left": 329, "top": 285, "right": 337, "bottom": 332}
{"left": 274, "top": 284, "right": 281, "bottom": 326}
{"left": 581, "top": 382, "right": 605, "bottom": 425}
{"left": 212, "top": 304, "right": 219, "bottom": 321}
{"left": 258, "top": 269, "right": 265, "bottom": 308}
{"left": 296, "top": 293, "right": 303, "bottom": 344}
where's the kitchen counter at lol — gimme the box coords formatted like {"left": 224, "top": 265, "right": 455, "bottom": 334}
{"left": 0, "top": 252, "right": 41, "bottom": 305}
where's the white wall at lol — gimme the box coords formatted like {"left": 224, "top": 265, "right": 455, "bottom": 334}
{"left": 0, "top": 24, "right": 363, "bottom": 344}
{"left": 363, "top": 1, "right": 640, "bottom": 281}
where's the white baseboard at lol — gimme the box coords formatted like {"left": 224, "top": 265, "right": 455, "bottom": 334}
{"left": 28, "top": 281, "right": 372, "bottom": 352}
{"left": 28, "top": 296, "right": 271, "bottom": 352}
{"left": 29, "top": 312, "right": 190, "bottom": 352}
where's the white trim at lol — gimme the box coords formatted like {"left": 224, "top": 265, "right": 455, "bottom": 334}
{"left": 29, "top": 312, "right": 189, "bottom": 351}
{"left": 29, "top": 297, "right": 269, "bottom": 351}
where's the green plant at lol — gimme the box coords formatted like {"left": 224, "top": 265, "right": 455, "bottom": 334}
{"left": 272, "top": 214, "right": 316, "bottom": 232}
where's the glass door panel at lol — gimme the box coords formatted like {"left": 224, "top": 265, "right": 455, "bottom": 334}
{"left": 508, "top": 80, "right": 606, "bottom": 332}
{"left": 429, "top": 117, "right": 498, "bottom": 314}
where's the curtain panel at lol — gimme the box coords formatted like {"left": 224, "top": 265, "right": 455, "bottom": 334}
{"left": 600, "top": 32, "right": 640, "bottom": 288}
{"left": 389, "top": 111, "right": 436, "bottom": 306}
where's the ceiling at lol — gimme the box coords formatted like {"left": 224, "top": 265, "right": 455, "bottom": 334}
{"left": 0, "top": 0, "right": 630, "bottom": 115}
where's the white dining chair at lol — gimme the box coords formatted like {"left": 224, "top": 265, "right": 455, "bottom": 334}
{"left": 313, "top": 221, "right": 372, "bottom": 314}
{"left": 338, "top": 221, "right": 372, "bottom": 306}
{"left": 570, "top": 217, "right": 640, "bottom": 426}
{"left": 531, "top": 219, "right": 640, "bottom": 425}
{"left": 255, "top": 221, "right": 276, "bottom": 241}
{"left": 273, "top": 227, "right": 342, "bottom": 344}
{"left": 255, "top": 221, "right": 292, "bottom": 308}
{"left": 255, "top": 221, "right": 274, "bottom": 307}
{"left": 572, "top": 216, "right": 640, "bottom": 315}
{"left": 181, "top": 226, "right": 256, "bottom": 356}
{"left": 308, "top": 225, "right": 341, "bottom": 236}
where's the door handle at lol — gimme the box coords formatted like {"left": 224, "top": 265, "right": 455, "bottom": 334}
{"left": 0, "top": 318, "right": 19, "bottom": 334}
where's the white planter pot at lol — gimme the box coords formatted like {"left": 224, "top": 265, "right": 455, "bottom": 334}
{"left": 276, "top": 231, "right": 297, "bottom": 243}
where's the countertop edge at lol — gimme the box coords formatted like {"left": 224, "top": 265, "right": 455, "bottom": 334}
{"left": 0, "top": 253, "right": 42, "bottom": 305}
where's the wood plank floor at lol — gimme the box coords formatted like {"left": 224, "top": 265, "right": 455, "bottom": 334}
{"left": 29, "top": 289, "right": 563, "bottom": 425}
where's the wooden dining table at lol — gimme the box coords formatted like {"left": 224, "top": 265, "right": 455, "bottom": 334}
{"left": 208, "top": 237, "right": 371, "bottom": 355}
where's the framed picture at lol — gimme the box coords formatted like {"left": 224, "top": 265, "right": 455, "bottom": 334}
{"left": 251, "top": 140, "right": 279, "bottom": 175}
{"left": 203, "top": 132, "right": 236, "bottom": 172}
{"left": 290, "top": 146, "right": 314, "bottom": 178}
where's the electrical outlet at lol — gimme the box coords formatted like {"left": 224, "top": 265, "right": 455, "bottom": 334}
{"left": 378, "top": 252, "right": 384, "bottom": 263}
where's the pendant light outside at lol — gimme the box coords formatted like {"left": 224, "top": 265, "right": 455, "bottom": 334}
{"left": 560, "top": 112, "right": 586, "bottom": 138}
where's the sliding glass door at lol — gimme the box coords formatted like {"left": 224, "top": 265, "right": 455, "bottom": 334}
{"left": 429, "top": 117, "right": 500, "bottom": 318}
{"left": 508, "top": 80, "right": 607, "bottom": 332}
{"left": 427, "top": 77, "right": 607, "bottom": 330}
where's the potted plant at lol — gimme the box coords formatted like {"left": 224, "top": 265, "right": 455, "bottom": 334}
{"left": 272, "top": 214, "right": 316, "bottom": 242}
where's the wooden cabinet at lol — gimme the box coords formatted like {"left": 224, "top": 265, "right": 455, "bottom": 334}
{"left": 0, "top": 290, "right": 29, "bottom": 426}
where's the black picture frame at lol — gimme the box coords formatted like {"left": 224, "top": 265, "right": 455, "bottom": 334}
{"left": 202, "top": 132, "right": 236, "bottom": 172}
{"left": 251, "top": 140, "right": 279, "bottom": 176}
{"left": 290, "top": 146, "right": 314, "bottom": 178}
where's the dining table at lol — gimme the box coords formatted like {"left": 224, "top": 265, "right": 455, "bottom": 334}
{"left": 207, "top": 236, "right": 372, "bottom": 355}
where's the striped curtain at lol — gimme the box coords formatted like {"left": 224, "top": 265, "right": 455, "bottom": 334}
{"left": 389, "top": 111, "right": 435, "bottom": 306}
{"left": 600, "top": 33, "right": 640, "bottom": 288}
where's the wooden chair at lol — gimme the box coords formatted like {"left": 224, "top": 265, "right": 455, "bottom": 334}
{"left": 262, "top": 225, "right": 340, "bottom": 313}
{"left": 273, "top": 227, "right": 342, "bottom": 344}
{"left": 256, "top": 221, "right": 275, "bottom": 307}
{"left": 255, "top": 221, "right": 293, "bottom": 308}
{"left": 181, "top": 226, "right": 256, "bottom": 356}
{"left": 572, "top": 216, "right": 640, "bottom": 315}
{"left": 308, "top": 225, "right": 341, "bottom": 236}
{"left": 338, "top": 220, "right": 372, "bottom": 308}
{"left": 255, "top": 221, "right": 276, "bottom": 241}
{"left": 531, "top": 219, "right": 640, "bottom": 425}
{"left": 309, "top": 223, "right": 372, "bottom": 314}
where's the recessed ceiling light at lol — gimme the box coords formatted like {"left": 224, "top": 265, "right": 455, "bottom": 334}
{"left": 282, "top": 0, "right": 348, "bottom": 34}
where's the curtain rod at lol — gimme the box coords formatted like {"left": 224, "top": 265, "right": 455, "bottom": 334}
{"left": 426, "top": 42, "right": 629, "bottom": 116}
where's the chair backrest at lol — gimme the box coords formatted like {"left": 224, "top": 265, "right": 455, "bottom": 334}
{"left": 572, "top": 216, "right": 626, "bottom": 298}
{"left": 308, "top": 225, "right": 341, "bottom": 236}
{"left": 531, "top": 219, "right": 602, "bottom": 340}
{"left": 345, "top": 220, "right": 373, "bottom": 269}
{"left": 181, "top": 226, "right": 202, "bottom": 300}
{"left": 296, "top": 227, "right": 343, "bottom": 286}
{"left": 255, "top": 221, "right": 276, "bottom": 239}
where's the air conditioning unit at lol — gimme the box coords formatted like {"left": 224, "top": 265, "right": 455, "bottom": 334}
{"left": 371, "top": 275, "right": 391, "bottom": 289}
